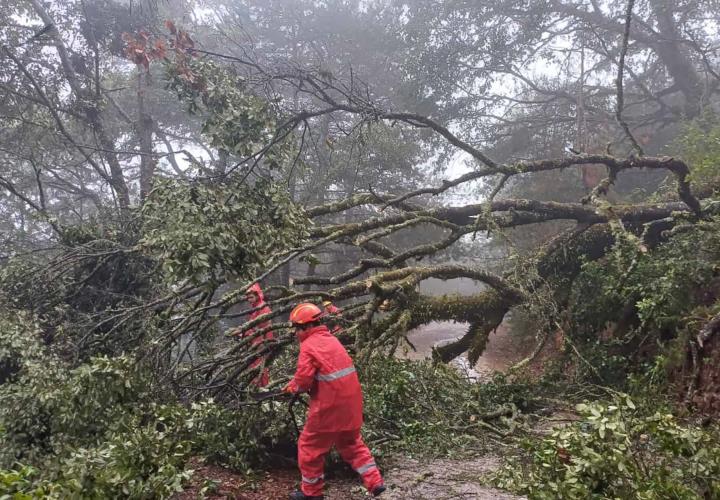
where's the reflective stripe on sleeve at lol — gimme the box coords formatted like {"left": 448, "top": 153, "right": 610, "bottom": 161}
{"left": 355, "top": 462, "right": 377, "bottom": 475}
{"left": 314, "top": 366, "right": 356, "bottom": 382}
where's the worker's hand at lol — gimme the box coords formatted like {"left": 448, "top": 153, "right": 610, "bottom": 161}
{"left": 282, "top": 382, "right": 296, "bottom": 394}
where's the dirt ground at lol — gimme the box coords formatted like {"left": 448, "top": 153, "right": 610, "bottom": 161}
{"left": 379, "top": 456, "right": 524, "bottom": 500}
{"left": 176, "top": 455, "right": 525, "bottom": 499}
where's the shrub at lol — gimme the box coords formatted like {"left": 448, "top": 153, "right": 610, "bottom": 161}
{"left": 186, "top": 398, "right": 296, "bottom": 473}
{"left": 0, "top": 465, "right": 47, "bottom": 498}
{"left": 0, "top": 312, "right": 44, "bottom": 386}
{"left": 494, "top": 396, "right": 720, "bottom": 499}
{"left": 53, "top": 410, "right": 193, "bottom": 499}
{"left": 0, "top": 353, "right": 151, "bottom": 466}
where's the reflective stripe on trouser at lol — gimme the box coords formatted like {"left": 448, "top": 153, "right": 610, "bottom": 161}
{"left": 355, "top": 461, "right": 377, "bottom": 475}
{"left": 298, "top": 429, "right": 383, "bottom": 496}
{"left": 314, "top": 366, "right": 356, "bottom": 381}
{"left": 302, "top": 474, "right": 324, "bottom": 485}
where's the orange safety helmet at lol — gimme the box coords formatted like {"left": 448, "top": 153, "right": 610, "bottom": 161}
{"left": 289, "top": 303, "right": 324, "bottom": 325}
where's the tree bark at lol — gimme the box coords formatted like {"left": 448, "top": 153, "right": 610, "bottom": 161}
{"left": 137, "top": 71, "right": 156, "bottom": 201}
{"left": 648, "top": 0, "right": 704, "bottom": 117}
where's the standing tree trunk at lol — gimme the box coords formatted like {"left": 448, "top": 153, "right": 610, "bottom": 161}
{"left": 137, "top": 71, "right": 156, "bottom": 201}
{"left": 648, "top": 0, "right": 704, "bottom": 117}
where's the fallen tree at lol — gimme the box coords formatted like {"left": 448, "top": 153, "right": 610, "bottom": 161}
{"left": 2, "top": 17, "right": 719, "bottom": 405}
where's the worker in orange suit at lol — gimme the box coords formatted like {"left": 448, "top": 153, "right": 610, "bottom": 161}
{"left": 322, "top": 300, "right": 343, "bottom": 334}
{"left": 284, "top": 303, "right": 385, "bottom": 500}
{"left": 239, "top": 283, "right": 274, "bottom": 387}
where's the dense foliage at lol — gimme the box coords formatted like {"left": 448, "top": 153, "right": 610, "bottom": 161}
{"left": 141, "top": 177, "right": 310, "bottom": 284}
{"left": 678, "top": 112, "right": 720, "bottom": 190}
{"left": 0, "top": 312, "right": 297, "bottom": 497}
{"left": 565, "top": 215, "right": 720, "bottom": 386}
{"left": 494, "top": 397, "right": 720, "bottom": 499}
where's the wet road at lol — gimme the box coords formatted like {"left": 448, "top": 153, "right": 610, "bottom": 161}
{"left": 399, "top": 320, "right": 530, "bottom": 380}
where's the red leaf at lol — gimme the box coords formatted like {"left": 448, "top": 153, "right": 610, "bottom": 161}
{"left": 556, "top": 447, "right": 572, "bottom": 464}
{"left": 177, "top": 31, "right": 195, "bottom": 50}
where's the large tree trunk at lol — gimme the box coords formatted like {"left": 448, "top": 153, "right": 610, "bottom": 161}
{"left": 648, "top": 0, "right": 704, "bottom": 117}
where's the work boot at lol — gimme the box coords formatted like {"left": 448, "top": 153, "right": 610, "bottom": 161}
{"left": 288, "top": 490, "right": 323, "bottom": 500}
{"left": 371, "top": 484, "right": 386, "bottom": 497}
